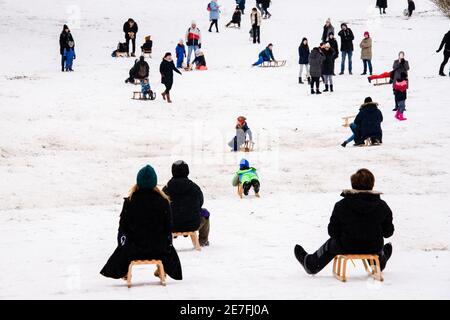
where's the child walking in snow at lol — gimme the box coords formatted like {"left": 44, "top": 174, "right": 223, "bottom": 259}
{"left": 232, "top": 159, "right": 260, "bottom": 197}
{"left": 63, "top": 41, "right": 76, "bottom": 71}
{"left": 175, "top": 39, "right": 186, "bottom": 68}
{"left": 393, "top": 72, "right": 408, "bottom": 121}
{"left": 228, "top": 116, "right": 253, "bottom": 151}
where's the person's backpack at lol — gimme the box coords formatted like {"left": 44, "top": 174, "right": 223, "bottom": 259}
{"left": 207, "top": 2, "right": 211, "bottom": 11}
{"left": 137, "top": 63, "right": 148, "bottom": 78}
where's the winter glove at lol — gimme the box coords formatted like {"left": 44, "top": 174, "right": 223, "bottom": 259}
{"left": 436, "top": 49, "right": 441, "bottom": 53}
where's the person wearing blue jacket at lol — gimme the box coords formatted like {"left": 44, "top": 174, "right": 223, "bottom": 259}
{"left": 208, "top": 0, "right": 221, "bottom": 33}
{"left": 252, "top": 43, "right": 275, "bottom": 66}
{"left": 175, "top": 39, "right": 186, "bottom": 68}
{"left": 298, "top": 38, "right": 310, "bottom": 84}
{"left": 63, "top": 41, "right": 76, "bottom": 71}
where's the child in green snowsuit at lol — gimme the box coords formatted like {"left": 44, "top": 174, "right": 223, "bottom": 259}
{"left": 232, "top": 159, "right": 260, "bottom": 196}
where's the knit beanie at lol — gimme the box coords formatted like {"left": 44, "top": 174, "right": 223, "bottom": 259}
{"left": 136, "top": 165, "right": 157, "bottom": 189}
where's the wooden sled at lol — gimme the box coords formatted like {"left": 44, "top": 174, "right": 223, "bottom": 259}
{"left": 172, "top": 231, "right": 201, "bottom": 251}
{"left": 333, "top": 254, "right": 383, "bottom": 282}
{"left": 260, "top": 60, "right": 286, "bottom": 68}
{"left": 239, "top": 140, "right": 254, "bottom": 152}
{"left": 132, "top": 91, "right": 156, "bottom": 100}
{"left": 373, "top": 77, "right": 390, "bottom": 86}
{"left": 342, "top": 115, "right": 356, "bottom": 127}
{"left": 115, "top": 51, "right": 129, "bottom": 58}
{"left": 125, "top": 260, "right": 166, "bottom": 287}
{"left": 225, "top": 23, "right": 240, "bottom": 29}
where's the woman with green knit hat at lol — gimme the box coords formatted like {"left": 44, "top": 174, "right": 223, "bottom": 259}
{"left": 232, "top": 159, "right": 260, "bottom": 198}
{"left": 100, "top": 164, "right": 183, "bottom": 282}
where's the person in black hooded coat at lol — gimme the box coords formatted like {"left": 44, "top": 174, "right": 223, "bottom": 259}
{"left": 294, "top": 168, "right": 394, "bottom": 275}
{"left": 59, "top": 24, "right": 74, "bottom": 72}
{"left": 437, "top": 30, "right": 450, "bottom": 76}
{"left": 353, "top": 97, "right": 383, "bottom": 145}
{"left": 100, "top": 165, "right": 182, "bottom": 281}
{"left": 163, "top": 160, "right": 204, "bottom": 233}
{"left": 125, "top": 56, "right": 149, "bottom": 83}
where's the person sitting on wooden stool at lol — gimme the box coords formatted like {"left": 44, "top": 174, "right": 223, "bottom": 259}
{"left": 100, "top": 164, "right": 182, "bottom": 281}
{"left": 163, "top": 160, "right": 210, "bottom": 247}
{"left": 294, "top": 168, "right": 394, "bottom": 275}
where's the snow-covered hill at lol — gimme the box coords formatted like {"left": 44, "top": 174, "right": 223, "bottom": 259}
{"left": 0, "top": 0, "right": 449, "bottom": 299}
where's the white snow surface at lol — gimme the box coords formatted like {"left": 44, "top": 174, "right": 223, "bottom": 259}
{"left": 0, "top": 0, "right": 449, "bottom": 299}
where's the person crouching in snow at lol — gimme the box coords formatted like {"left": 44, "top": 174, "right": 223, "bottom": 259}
{"left": 226, "top": 6, "right": 242, "bottom": 28}
{"left": 228, "top": 116, "right": 253, "bottom": 151}
{"left": 175, "top": 39, "right": 186, "bottom": 69}
{"left": 252, "top": 43, "right": 275, "bottom": 66}
{"left": 64, "top": 41, "right": 76, "bottom": 71}
{"left": 232, "top": 159, "right": 260, "bottom": 197}
{"left": 341, "top": 97, "right": 383, "bottom": 147}
{"left": 393, "top": 72, "right": 408, "bottom": 121}
{"left": 294, "top": 168, "right": 394, "bottom": 275}
{"left": 193, "top": 49, "right": 207, "bottom": 70}
{"left": 100, "top": 164, "right": 182, "bottom": 281}
{"left": 141, "top": 78, "right": 153, "bottom": 100}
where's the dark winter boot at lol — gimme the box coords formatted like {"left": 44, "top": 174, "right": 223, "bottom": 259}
{"left": 307, "top": 77, "right": 311, "bottom": 85}
{"left": 330, "top": 85, "right": 334, "bottom": 92}
{"left": 324, "top": 84, "right": 329, "bottom": 92}
{"left": 341, "top": 141, "right": 348, "bottom": 148}
{"left": 294, "top": 245, "right": 313, "bottom": 274}
{"left": 299, "top": 77, "right": 303, "bottom": 84}
{"left": 379, "top": 243, "right": 393, "bottom": 271}
{"left": 166, "top": 92, "right": 172, "bottom": 103}
{"left": 311, "top": 88, "right": 315, "bottom": 94}
{"left": 316, "top": 89, "right": 321, "bottom": 94}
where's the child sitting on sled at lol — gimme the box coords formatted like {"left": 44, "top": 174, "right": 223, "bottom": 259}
{"left": 232, "top": 159, "right": 260, "bottom": 197}
{"left": 228, "top": 116, "right": 253, "bottom": 151}
{"left": 193, "top": 49, "right": 207, "bottom": 70}
{"left": 141, "top": 78, "right": 154, "bottom": 100}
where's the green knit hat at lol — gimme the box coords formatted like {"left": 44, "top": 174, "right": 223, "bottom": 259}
{"left": 136, "top": 165, "right": 157, "bottom": 189}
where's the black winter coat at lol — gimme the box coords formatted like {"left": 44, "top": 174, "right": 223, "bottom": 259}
{"left": 261, "top": 0, "right": 270, "bottom": 8}
{"left": 328, "top": 190, "right": 394, "bottom": 253}
{"left": 438, "top": 31, "right": 450, "bottom": 52}
{"left": 353, "top": 102, "right": 383, "bottom": 143}
{"left": 130, "top": 59, "right": 150, "bottom": 79}
{"left": 123, "top": 21, "right": 138, "bottom": 39}
{"left": 328, "top": 38, "right": 339, "bottom": 58}
{"left": 298, "top": 44, "right": 310, "bottom": 64}
{"left": 232, "top": 10, "right": 242, "bottom": 23}
{"left": 408, "top": 1, "right": 415, "bottom": 11}
{"left": 376, "top": 0, "right": 387, "bottom": 8}
{"left": 338, "top": 27, "right": 354, "bottom": 52}
{"left": 59, "top": 31, "right": 74, "bottom": 55}
{"left": 309, "top": 48, "right": 325, "bottom": 77}
{"left": 160, "top": 59, "right": 181, "bottom": 85}
{"left": 163, "top": 177, "right": 204, "bottom": 232}
{"left": 322, "top": 48, "right": 336, "bottom": 75}
{"left": 100, "top": 189, "right": 182, "bottom": 280}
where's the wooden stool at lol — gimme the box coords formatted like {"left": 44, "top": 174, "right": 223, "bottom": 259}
{"left": 172, "top": 231, "right": 201, "bottom": 251}
{"left": 239, "top": 140, "right": 255, "bottom": 152}
{"left": 132, "top": 91, "right": 143, "bottom": 100}
{"left": 125, "top": 260, "right": 166, "bottom": 287}
{"left": 333, "top": 254, "right": 383, "bottom": 282}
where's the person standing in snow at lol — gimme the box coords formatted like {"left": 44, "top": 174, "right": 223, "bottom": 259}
{"left": 59, "top": 24, "right": 74, "bottom": 72}
{"left": 175, "top": 39, "right": 186, "bottom": 69}
{"left": 309, "top": 46, "right": 325, "bottom": 94}
{"left": 391, "top": 51, "right": 409, "bottom": 83}
{"left": 321, "top": 18, "right": 334, "bottom": 43}
{"left": 328, "top": 33, "right": 339, "bottom": 75}
{"left": 236, "top": 0, "right": 246, "bottom": 15}
{"left": 437, "top": 30, "right": 450, "bottom": 76}
{"left": 63, "top": 41, "right": 76, "bottom": 72}
{"left": 226, "top": 6, "right": 242, "bottom": 28}
{"left": 160, "top": 52, "right": 182, "bottom": 103}
{"left": 250, "top": 7, "right": 262, "bottom": 44}
{"left": 294, "top": 168, "right": 394, "bottom": 275}
{"left": 407, "top": 0, "right": 415, "bottom": 17}
{"left": 232, "top": 159, "right": 260, "bottom": 197}
{"left": 393, "top": 72, "right": 408, "bottom": 121}
{"left": 123, "top": 18, "right": 138, "bottom": 57}
{"left": 208, "top": 0, "right": 221, "bottom": 33}
{"left": 100, "top": 165, "right": 182, "bottom": 282}
{"left": 321, "top": 42, "right": 335, "bottom": 92}
{"left": 376, "top": 0, "right": 387, "bottom": 14}
{"left": 298, "top": 38, "right": 310, "bottom": 84}
{"left": 185, "top": 21, "right": 202, "bottom": 67}
{"left": 338, "top": 23, "right": 355, "bottom": 75}
{"left": 261, "top": 0, "right": 271, "bottom": 19}
{"left": 252, "top": 43, "right": 276, "bottom": 66}
{"left": 163, "top": 160, "right": 210, "bottom": 247}
{"left": 360, "top": 31, "right": 373, "bottom": 75}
